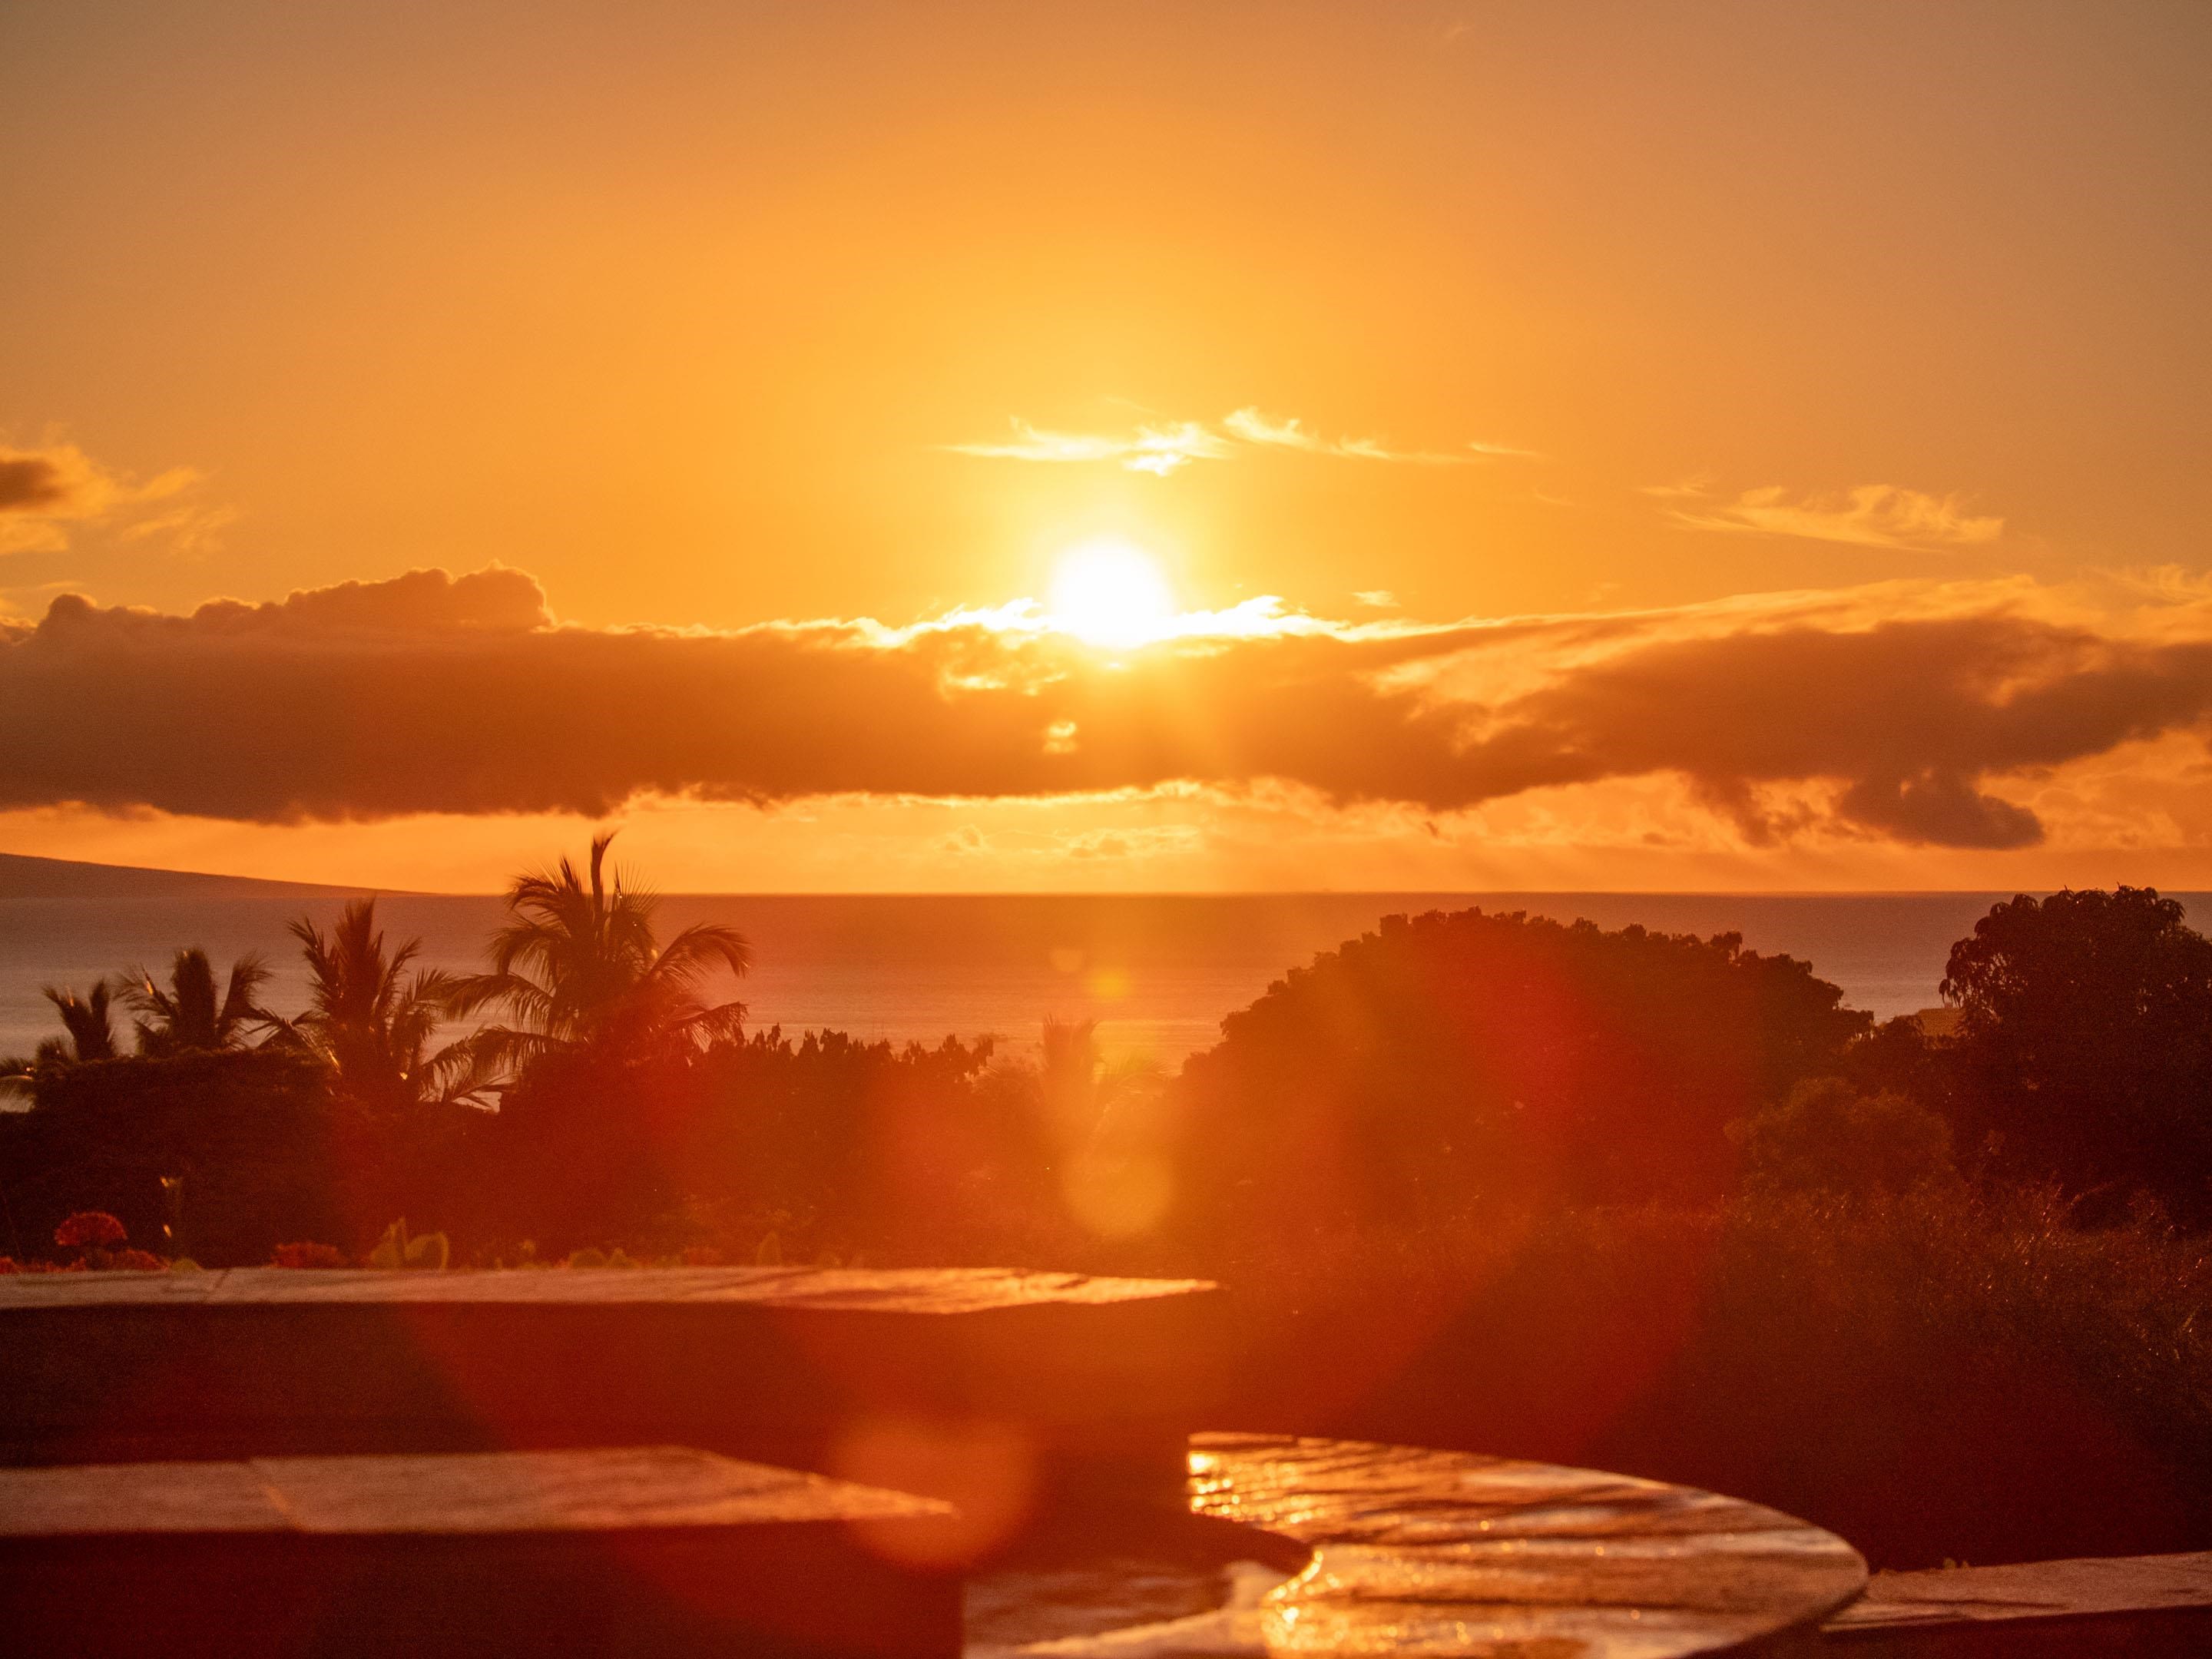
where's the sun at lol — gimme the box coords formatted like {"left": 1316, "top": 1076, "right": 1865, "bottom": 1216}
{"left": 1048, "top": 538, "right": 1175, "bottom": 647}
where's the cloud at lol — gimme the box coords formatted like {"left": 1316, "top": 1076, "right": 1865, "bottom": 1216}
{"left": 1661, "top": 482, "right": 2004, "bottom": 550}
{"left": 942, "top": 418, "right": 1231, "bottom": 475}
{"left": 0, "top": 452, "right": 89, "bottom": 515}
{"left": 1, "top": 445, "right": 126, "bottom": 555}
{"left": 1221, "top": 408, "right": 1470, "bottom": 465}
{"left": 0, "top": 441, "right": 210, "bottom": 557}
{"left": 1354, "top": 590, "right": 1399, "bottom": 609}
{"left": 949, "top": 408, "right": 1524, "bottom": 473}
{"left": 5, "top": 566, "right": 2212, "bottom": 852}
{"left": 1639, "top": 476, "right": 1714, "bottom": 502}
{"left": 118, "top": 502, "right": 240, "bottom": 555}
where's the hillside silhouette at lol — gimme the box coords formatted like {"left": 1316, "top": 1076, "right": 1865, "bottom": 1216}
{"left": 0, "top": 852, "right": 394, "bottom": 901}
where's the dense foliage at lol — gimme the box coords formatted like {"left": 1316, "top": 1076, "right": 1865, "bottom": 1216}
{"left": 1728, "top": 1076, "right": 1957, "bottom": 1198}
{"left": 1176, "top": 909, "right": 1870, "bottom": 1229}
{"left": 1941, "top": 886, "right": 2212, "bottom": 1222}
{"left": 0, "top": 1050, "right": 345, "bottom": 1264}
{"left": 463, "top": 1025, "right": 1004, "bottom": 1253}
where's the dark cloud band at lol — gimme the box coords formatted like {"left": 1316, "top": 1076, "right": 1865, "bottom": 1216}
{"left": 3, "top": 568, "right": 2207, "bottom": 848}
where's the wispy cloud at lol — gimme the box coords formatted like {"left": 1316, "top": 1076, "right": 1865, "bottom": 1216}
{"left": 1660, "top": 481, "right": 2004, "bottom": 551}
{"left": 1353, "top": 589, "right": 1399, "bottom": 609}
{"left": 1638, "top": 475, "right": 1714, "bottom": 501}
{"left": 942, "top": 418, "right": 1230, "bottom": 475}
{"left": 1221, "top": 407, "right": 1471, "bottom": 465}
{"left": 0, "top": 441, "right": 212, "bottom": 556}
{"left": 948, "top": 408, "right": 1533, "bottom": 474}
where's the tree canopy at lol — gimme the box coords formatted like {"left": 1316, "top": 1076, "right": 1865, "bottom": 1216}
{"left": 286, "top": 899, "right": 480, "bottom": 1112}
{"left": 446, "top": 832, "right": 751, "bottom": 1081}
{"left": 1179, "top": 907, "right": 1871, "bottom": 1224}
{"left": 118, "top": 948, "right": 280, "bottom": 1055}
{"left": 1942, "top": 886, "right": 2212, "bottom": 1221}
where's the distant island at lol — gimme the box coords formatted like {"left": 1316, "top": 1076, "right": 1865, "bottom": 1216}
{"left": 0, "top": 853, "right": 404, "bottom": 902}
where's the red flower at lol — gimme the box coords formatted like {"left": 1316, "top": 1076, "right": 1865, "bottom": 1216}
{"left": 55, "top": 1211, "right": 127, "bottom": 1249}
{"left": 109, "top": 1248, "right": 165, "bottom": 1272}
{"left": 0, "top": 1258, "right": 19, "bottom": 1274}
{"left": 270, "top": 1242, "right": 349, "bottom": 1270}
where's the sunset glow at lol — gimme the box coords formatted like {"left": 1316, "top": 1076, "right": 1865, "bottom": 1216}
{"left": 2, "top": 7, "right": 2210, "bottom": 892}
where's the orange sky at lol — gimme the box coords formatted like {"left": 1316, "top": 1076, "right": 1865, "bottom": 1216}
{"left": 5, "top": 3, "right": 2212, "bottom": 892}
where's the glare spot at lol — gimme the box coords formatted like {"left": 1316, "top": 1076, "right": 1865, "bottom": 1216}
{"left": 1086, "top": 966, "right": 1131, "bottom": 999}
{"left": 833, "top": 1415, "right": 1035, "bottom": 1568}
{"left": 1049, "top": 538, "right": 1175, "bottom": 647}
{"left": 1062, "top": 1151, "right": 1174, "bottom": 1238}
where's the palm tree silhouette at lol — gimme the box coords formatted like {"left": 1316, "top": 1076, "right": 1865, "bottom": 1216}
{"left": 1039, "top": 1016, "right": 1161, "bottom": 1151}
{"left": 41, "top": 983, "right": 120, "bottom": 1064}
{"left": 287, "top": 898, "right": 484, "bottom": 1110}
{"left": 118, "top": 948, "right": 280, "bottom": 1055}
{"left": 446, "top": 833, "right": 750, "bottom": 1083}
{"left": 1, "top": 984, "right": 121, "bottom": 1097}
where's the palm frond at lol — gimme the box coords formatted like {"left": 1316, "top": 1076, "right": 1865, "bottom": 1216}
{"left": 452, "top": 1023, "right": 564, "bottom": 1078}
{"left": 462, "top": 833, "right": 757, "bottom": 1091}
{"left": 41, "top": 982, "right": 118, "bottom": 1062}
{"left": 661, "top": 998, "right": 750, "bottom": 1051}
{"left": 220, "top": 951, "right": 280, "bottom": 1035}
{"left": 413, "top": 1033, "right": 505, "bottom": 1109}
{"left": 442, "top": 970, "right": 555, "bottom": 1026}
{"left": 633, "top": 924, "right": 752, "bottom": 1005}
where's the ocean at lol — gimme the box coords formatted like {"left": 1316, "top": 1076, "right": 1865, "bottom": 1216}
{"left": 5, "top": 892, "right": 2204, "bottom": 1067}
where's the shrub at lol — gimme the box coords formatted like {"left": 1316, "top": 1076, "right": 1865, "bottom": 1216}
{"left": 46, "top": 1210, "right": 162, "bottom": 1270}
{"left": 1730, "top": 1078, "right": 1958, "bottom": 1197}
{"left": 10, "top": 1050, "right": 345, "bottom": 1263}
{"left": 54, "top": 1210, "right": 127, "bottom": 1249}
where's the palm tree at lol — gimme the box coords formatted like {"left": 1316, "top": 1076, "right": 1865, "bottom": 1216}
{"left": 288, "top": 899, "right": 484, "bottom": 1111}
{"left": 118, "top": 948, "right": 280, "bottom": 1055}
{"left": 446, "top": 833, "right": 750, "bottom": 1083}
{"left": 1, "top": 984, "right": 118, "bottom": 1098}
{"left": 42, "top": 983, "right": 121, "bottom": 1064}
{"left": 1038, "top": 1016, "right": 1161, "bottom": 1151}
